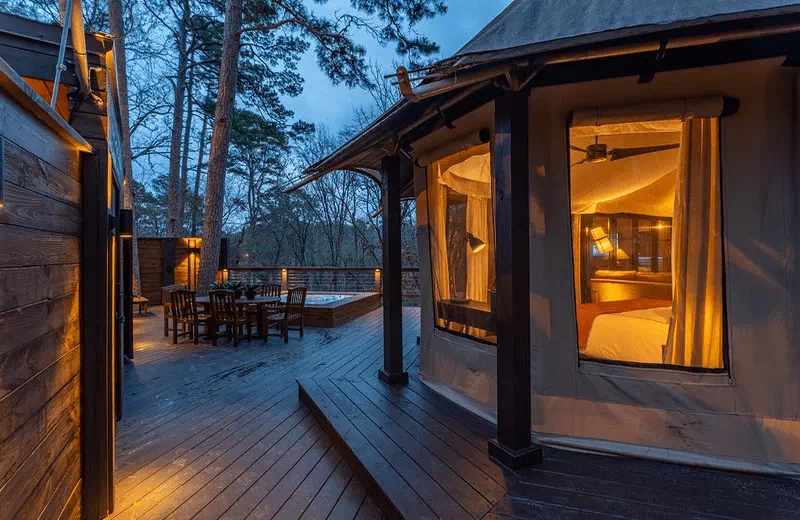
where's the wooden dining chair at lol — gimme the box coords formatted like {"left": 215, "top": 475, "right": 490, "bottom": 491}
{"left": 261, "top": 282, "right": 284, "bottom": 313}
{"left": 209, "top": 290, "right": 251, "bottom": 346}
{"left": 162, "top": 284, "right": 188, "bottom": 336}
{"left": 266, "top": 287, "right": 307, "bottom": 343}
{"left": 170, "top": 289, "right": 208, "bottom": 345}
{"left": 261, "top": 283, "right": 282, "bottom": 298}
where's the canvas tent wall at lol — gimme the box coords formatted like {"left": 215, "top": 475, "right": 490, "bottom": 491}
{"left": 414, "top": 56, "right": 800, "bottom": 475}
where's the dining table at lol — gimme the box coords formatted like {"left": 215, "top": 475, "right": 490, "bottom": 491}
{"left": 195, "top": 295, "right": 282, "bottom": 339}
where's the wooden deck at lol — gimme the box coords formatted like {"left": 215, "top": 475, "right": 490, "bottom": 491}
{"left": 118, "top": 306, "right": 800, "bottom": 520}
{"left": 114, "top": 306, "right": 415, "bottom": 519}
{"left": 298, "top": 337, "right": 800, "bottom": 519}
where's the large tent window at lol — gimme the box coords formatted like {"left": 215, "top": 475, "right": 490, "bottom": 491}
{"left": 427, "top": 143, "right": 496, "bottom": 344}
{"left": 568, "top": 108, "right": 725, "bottom": 370}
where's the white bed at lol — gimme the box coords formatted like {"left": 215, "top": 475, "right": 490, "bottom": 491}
{"left": 583, "top": 306, "right": 672, "bottom": 364}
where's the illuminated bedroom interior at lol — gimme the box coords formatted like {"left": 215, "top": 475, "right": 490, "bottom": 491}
{"left": 569, "top": 118, "right": 723, "bottom": 369}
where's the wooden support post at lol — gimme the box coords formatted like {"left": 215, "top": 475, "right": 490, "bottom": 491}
{"left": 488, "top": 90, "right": 543, "bottom": 469}
{"left": 80, "top": 152, "right": 115, "bottom": 518}
{"left": 123, "top": 235, "right": 133, "bottom": 360}
{"left": 378, "top": 155, "right": 408, "bottom": 385}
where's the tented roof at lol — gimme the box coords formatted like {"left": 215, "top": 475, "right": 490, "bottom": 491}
{"left": 457, "top": 0, "right": 800, "bottom": 64}
{"left": 305, "top": 0, "right": 800, "bottom": 177}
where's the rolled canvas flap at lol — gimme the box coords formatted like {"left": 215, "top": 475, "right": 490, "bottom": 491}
{"left": 415, "top": 128, "right": 490, "bottom": 167}
{"left": 571, "top": 97, "right": 728, "bottom": 127}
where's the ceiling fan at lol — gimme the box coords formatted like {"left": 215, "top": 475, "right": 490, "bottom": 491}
{"left": 570, "top": 136, "right": 680, "bottom": 167}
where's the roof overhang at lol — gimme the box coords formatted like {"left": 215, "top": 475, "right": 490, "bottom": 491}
{"left": 298, "top": 8, "right": 800, "bottom": 191}
{"left": 0, "top": 56, "right": 92, "bottom": 152}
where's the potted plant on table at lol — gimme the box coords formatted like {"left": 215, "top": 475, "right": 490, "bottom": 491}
{"left": 243, "top": 282, "right": 260, "bottom": 300}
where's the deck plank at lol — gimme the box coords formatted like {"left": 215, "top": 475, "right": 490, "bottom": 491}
{"left": 119, "top": 306, "right": 800, "bottom": 520}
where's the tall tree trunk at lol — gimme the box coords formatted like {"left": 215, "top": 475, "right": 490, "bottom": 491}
{"left": 109, "top": 0, "right": 142, "bottom": 294}
{"left": 196, "top": 0, "right": 243, "bottom": 294}
{"left": 191, "top": 112, "right": 208, "bottom": 236}
{"left": 177, "top": 52, "right": 195, "bottom": 234}
{"left": 165, "top": 1, "right": 190, "bottom": 237}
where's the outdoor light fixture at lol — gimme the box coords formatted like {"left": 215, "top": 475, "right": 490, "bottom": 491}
{"left": 119, "top": 209, "right": 133, "bottom": 238}
{"left": 466, "top": 232, "right": 487, "bottom": 254}
{"left": 590, "top": 227, "right": 614, "bottom": 254}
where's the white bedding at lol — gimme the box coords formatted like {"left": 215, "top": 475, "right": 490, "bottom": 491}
{"left": 584, "top": 307, "right": 672, "bottom": 364}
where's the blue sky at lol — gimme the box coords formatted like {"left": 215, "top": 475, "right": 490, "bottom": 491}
{"left": 282, "top": 0, "right": 509, "bottom": 130}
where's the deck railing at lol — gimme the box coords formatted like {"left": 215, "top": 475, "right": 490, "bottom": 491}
{"left": 227, "top": 267, "right": 421, "bottom": 306}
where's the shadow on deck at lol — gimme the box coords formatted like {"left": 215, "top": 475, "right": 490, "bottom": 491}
{"left": 299, "top": 342, "right": 800, "bottom": 519}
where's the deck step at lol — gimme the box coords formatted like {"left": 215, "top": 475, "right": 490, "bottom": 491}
{"left": 298, "top": 378, "right": 439, "bottom": 520}
{"left": 300, "top": 375, "right": 510, "bottom": 520}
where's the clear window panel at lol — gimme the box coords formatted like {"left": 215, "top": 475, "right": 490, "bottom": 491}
{"left": 428, "top": 145, "right": 496, "bottom": 344}
{"left": 569, "top": 118, "right": 723, "bottom": 369}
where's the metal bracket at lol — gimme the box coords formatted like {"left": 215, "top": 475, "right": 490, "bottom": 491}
{"left": 438, "top": 107, "right": 455, "bottom": 129}
{"left": 638, "top": 39, "right": 668, "bottom": 84}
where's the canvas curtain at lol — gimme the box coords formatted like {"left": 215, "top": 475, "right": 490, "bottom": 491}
{"left": 428, "top": 163, "right": 451, "bottom": 302}
{"left": 664, "top": 118, "right": 724, "bottom": 368}
{"left": 466, "top": 196, "right": 490, "bottom": 302}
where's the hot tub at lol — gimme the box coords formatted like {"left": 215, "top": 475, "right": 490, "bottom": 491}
{"left": 283, "top": 292, "right": 381, "bottom": 328}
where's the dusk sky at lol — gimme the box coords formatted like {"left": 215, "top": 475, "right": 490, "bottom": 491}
{"left": 282, "top": 1, "right": 509, "bottom": 131}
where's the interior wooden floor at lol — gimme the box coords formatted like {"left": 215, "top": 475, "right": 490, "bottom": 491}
{"left": 114, "top": 306, "right": 414, "bottom": 520}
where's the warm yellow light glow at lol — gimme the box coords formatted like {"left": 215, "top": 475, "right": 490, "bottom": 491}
{"left": 466, "top": 232, "right": 487, "bottom": 254}
{"left": 616, "top": 248, "right": 630, "bottom": 261}
{"left": 590, "top": 227, "right": 614, "bottom": 254}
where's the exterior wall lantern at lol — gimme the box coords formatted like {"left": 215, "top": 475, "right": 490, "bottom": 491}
{"left": 119, "top": 209, "right": 134, "bottom": 239}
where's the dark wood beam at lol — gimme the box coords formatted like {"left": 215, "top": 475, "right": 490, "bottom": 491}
{"left": 122, "top": 236, "right": 133, "bottom": 360}
{"left": 80, "top": 151, "right": 115, "bottom": 518}
{"left": 378, "top": 154, "right": 409, "bottom": 385}
{"left": 488, "top": 89, "right": 542, "bottom": 469}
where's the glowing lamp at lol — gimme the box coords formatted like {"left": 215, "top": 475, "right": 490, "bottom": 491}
{"left": 590, "top": 227, "right": 614, "bottom": 254}
{"left": 466, "top": 232, "right": 487, "bottom": 254}
{"left": 616, "top": 248, "right": 630, "bottom": 261}
{"left": 119, "top": 209, "right": 133, "bottom": 238}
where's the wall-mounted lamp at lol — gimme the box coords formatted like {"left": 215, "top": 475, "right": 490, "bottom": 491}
{"left": 0, "top": 138, "right": 5, "bottom": 208}
{"left": 119, "top": 209, "right": 133, "bottom": 239}
{"left": 466, "top": 232, "right": 487, "bottom": 254}
{"left": 590, "top": 227, "right": 614, "bottom": 254}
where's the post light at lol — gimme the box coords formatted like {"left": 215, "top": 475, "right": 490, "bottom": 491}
{"left": 281, "top": 268, "right": 288, "bottom": 292}
{"left": 119, "top": 209, "right": 133, "bottom": 238}
{"left": 374, "top": 268, "right": 382, "bottom": 293}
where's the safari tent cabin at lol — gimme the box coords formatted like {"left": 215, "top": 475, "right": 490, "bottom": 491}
{"left": 0, "top": 10, "right": 128, "bottom": 519}
{"left": 300, "top": 1, "right": 800, "bottom": 475}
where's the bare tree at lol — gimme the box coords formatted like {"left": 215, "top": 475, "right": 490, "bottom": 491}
{"left": 109, "top": 0, "right": 143, "bottom": 294}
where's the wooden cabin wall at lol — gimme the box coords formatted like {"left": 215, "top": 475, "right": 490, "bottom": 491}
{"left": 138, "top": 238, "right": 201, "bottom": 303}
{"left": 0, "top": 90, "right": 82, "bottom": 519}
